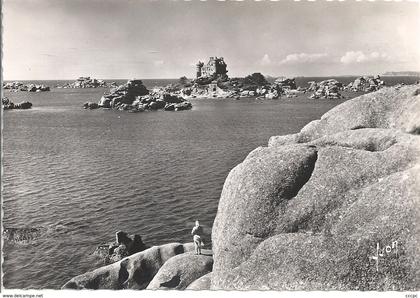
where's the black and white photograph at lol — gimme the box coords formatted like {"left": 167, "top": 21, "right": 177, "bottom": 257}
{"left": 1, "top": 0, "right": 419, "bottom": 296}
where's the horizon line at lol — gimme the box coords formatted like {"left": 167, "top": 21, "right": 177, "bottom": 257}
{"left": 3, "top": 73, "right": 420, "bottom": 81}
{"left": 3, "top": 70, "right": 420, "bottom": 82}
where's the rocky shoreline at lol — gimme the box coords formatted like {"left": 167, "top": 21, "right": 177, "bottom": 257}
{"left": 62, "top": 83, "right": 419, "bottom": 291}
{"left": 63, "top": 242, "right": 212, "bottom": 290}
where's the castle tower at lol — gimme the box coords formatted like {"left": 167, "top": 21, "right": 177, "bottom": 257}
{"left": 195, "top": 57, "right": 228, "bottom": 79}
{"left": 196, "top": 61, "right": 204, "bottom": 78}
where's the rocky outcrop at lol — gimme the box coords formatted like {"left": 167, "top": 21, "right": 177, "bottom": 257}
{"left": 308, "top": 79, "right": 343, "bottom": 99}
{"left": 58, "top": 77, "right": 115, "bottom": 88}
{"left": 271, "top": 84, "right": 420, "bottom": 143}
{"left": 2, "top": 97, "right": 32, "bottom": 110}
{"left": 102, "top": 79, "right": 149, "bottom": 107}
{"left": 62, "top": 242, "right": 195, "bottom": 289}
{"left": 96, "top": 80, "right": 192, "bottom": 112}
{"left": 94, "top": 231, "right": 149, "bottom": 264}
{"left": 184, "top": 83, "right": 236, "bottom": 99}
{"left": 211, "top": 84, "right": 420, "bottom": 290}
{"left": 146, "top": 251, "right": 213, "bottom": 290}
{"left": 183, "top": 75, "right": 301, "bottom": 100}
{"left": 274, "top": 77, "right": 297, "bottom": 90}
{"left": 308, "top": 76, "right": 385, "bottom": 98}
{"left": 3, "top": 82, "right": 50, "bottom": 92}
{"left": 345, "top": 75, "right": 385, "bottom": 92}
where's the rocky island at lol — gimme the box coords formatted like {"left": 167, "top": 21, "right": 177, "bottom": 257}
{"left": 58, "top": 77, "right": 117, "bottom": 89}
{"left": 62, "top": 82, "right": 419, "bottom": 291}
{"left": 171, "top": 57, "right": 305, "bottom": 100}
{"left": 146, "top": 57, "right": 389, "bottom": 101}
{"left": 84, "top": 79, "right": 192, "bottom": 112}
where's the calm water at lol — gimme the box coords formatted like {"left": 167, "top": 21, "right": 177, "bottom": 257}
{"left": 2, "top": 77, "right": 418, "bottom": 289}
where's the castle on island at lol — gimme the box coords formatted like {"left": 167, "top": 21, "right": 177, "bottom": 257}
{"left": 196, "top": 57, "right": 228, "bottom": 79}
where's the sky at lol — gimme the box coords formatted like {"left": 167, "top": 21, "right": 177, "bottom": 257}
{"left": 2, "top": 0, "right": 420, "bottom": 79}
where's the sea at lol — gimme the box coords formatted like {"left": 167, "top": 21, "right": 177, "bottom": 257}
{"left": 2, "top": 76, "right": 418, "bottom": 289}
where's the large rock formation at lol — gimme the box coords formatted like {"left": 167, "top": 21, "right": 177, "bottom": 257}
{"left": 96, "top": 80, "right": 192, "bottom": 112}
{"left": 100, "top": 79, "right": 149, "bottom": 108}
{"left": 62, "top": 242, "right": 194, "bottom": 289}
{"left": 211, "top": 84, "right": 420, "bottom": 290}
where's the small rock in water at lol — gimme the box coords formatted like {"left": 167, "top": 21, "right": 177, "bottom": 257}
{"left": 83, "top": 102, "right": 99, "bottom": 109}
{"left": 3, "top": 227, "right": 45, "bottom": 243}
{"left": 2, "top": 97, "right": 33, "bottom": 110}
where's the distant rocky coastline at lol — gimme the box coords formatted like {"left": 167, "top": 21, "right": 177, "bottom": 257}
{"left": 2, "top": 97, "right": 32, "bottom": 110}
{"left": 3, "top": 82, "right": 50, "bottom": 92}
{"left": 63, "top": 82, "right": 420, "bottom": 291}
{"left": 153, "top": 57, "right": 390, "bottom": 100}
{"left": 1, "top": 70, "right": 391, "bottom": 104}
{"left": 84, "top": 79, "right": 192, "bottom": 112}
{"left": 382, "top": 71, "right": 420, "bottom": 76}
{"left": 151, "top": 72, "right": 388, "bottom": 101}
